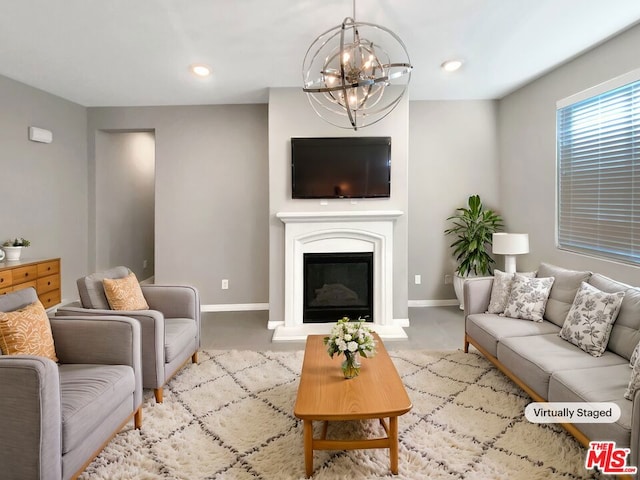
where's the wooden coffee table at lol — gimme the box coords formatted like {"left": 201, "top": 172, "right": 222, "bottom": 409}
{"left": 294, "top": 333, "right": 412, "bottom": 477}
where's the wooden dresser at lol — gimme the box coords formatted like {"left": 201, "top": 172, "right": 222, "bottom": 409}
{"left": 0, "top": 258, "right": 61, "bottom": 309}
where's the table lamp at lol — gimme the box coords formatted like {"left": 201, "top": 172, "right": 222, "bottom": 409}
{"left": 492, "top": 233, "right": 529, "bottom": 274}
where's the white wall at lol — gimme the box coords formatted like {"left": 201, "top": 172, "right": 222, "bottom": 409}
{"left": 408, "top": 100, "right": 500, "bottom": 302}
{"left": 268, "top": 88, "right": 409, "bottom": 323}
{"left": 498, "top": 23, "right": 640, "bottom": 284}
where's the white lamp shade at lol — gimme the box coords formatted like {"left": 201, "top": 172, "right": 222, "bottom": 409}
{"left": 492, "top": 233, "right": 529, "bottom": 255}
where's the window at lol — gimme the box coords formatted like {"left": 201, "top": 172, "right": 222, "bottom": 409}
{"left": 557, "top": 70, "right": 640, "bottom": 265}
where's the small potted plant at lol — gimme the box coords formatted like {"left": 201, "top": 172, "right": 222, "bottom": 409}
{"left": 444, "top": 195, "right": 503, "bottom": 309}
{"left": 2, "top": 237, "right": 31, "bottom": 261}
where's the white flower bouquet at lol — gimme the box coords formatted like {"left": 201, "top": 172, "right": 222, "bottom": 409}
{"left": 324, "top": 316, "right": 377, "bottom": 363}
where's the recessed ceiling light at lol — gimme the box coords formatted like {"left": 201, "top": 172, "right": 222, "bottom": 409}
{"left": 190, "top": 64, "right": 212, "bottom": 77}
{"left": 441, "top": 60, "right": 463, "bottom": 72}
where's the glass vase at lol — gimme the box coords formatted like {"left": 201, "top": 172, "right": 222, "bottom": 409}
{"left": 341, "top": 352, "right": 361, "bottom": 379}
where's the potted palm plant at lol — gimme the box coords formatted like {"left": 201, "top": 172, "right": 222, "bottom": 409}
{"left": 444, "top": 195, "right": 503, "bottom": 309}
{"left": 2, "top": 237, "right": 31, "bottom": 261}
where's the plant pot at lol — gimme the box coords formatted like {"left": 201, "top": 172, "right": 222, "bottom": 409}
{"left": 2, "top": 246, "right": 22, "bottom": 261}
{"left": 453, "top": 273, "right": 475, "bottom": 310}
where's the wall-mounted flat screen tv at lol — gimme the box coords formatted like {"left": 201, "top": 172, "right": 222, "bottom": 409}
{"left": 291, "top": 137, "right": 391, "bottom": 199}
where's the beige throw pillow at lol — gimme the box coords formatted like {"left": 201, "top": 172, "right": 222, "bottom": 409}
{"left": 0, "top": 300, "right": 58, "bottom": 361}
{"left": 103, "top": 272, "right": 149, "bottom": 310}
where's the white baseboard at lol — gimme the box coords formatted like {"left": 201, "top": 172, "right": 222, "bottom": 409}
{"left": 202, "top": 303, "right": 269, "bottom": 313}
{"left": 408, "top": 299, "right": 460, "bottom": 307}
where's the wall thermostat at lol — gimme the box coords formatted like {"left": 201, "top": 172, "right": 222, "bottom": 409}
{"left": 28, "top": 126, "right": 53, "bottom": 144}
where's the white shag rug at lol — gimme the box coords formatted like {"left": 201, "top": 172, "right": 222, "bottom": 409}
{"left": 80, "top": 349, "right": 600, "bottom": 480}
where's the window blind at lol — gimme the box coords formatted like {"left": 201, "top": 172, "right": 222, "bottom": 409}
{"left": 557, "top": 77, "right": 640, "bottom": 265}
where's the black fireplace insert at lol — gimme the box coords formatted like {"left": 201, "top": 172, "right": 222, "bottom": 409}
{"left": 303, "top": 252, "right": 373, "bottom": 323}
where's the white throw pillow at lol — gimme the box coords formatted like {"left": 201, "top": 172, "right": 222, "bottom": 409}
{"left": 502, "top": 274, "right": 555, "bottom": 322}
{"left": 559, "top": 282, "right": 625, "bottom": 357}
{"left": 487, "top": 270, "right": 536, "bottom": 314}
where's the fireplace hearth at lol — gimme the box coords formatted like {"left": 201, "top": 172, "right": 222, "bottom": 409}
{"left": 304, "top": 252, "right": 373, "bottom": 323}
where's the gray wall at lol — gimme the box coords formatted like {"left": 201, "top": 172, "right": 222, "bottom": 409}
{"left": 267, "top": 88, "right": 409, "bottom": 323}
{"left": 498, "top": 23, "right": 640, "bottom": 285}
{"left": 408, "top": 100, "right": 499, "bottom": 302}
{"left": 3, "top": 20, "right": 639, "bottom": 311}
{"left": 87, "top": 105, "right": 269, "bottom": 305}
{"left": 94, "top": 131, "right": 155, "bottom": 280}
{"left": 0, "top": 75, "right": 88, "bottom": 301}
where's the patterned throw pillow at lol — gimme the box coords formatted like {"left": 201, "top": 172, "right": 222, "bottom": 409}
{"left": 487, "top": 270, "right": 514, "bottom": 314}
{"left": 502, "top": 274, "right": 555, "bottom": 322}
{"left": 559, "top": 282, "right": 625, "bottom": 357}
{"left": 103, "top": 272, "right": 149, "bottom": 310}
{"left": 624, "top": 343, "right": 640, "bottom": 401}
{"left": 487, "top": 270, "right": 536, "bottom": 314}
{"left": 631, "top": 342, "right": 640, "bottom": 368}
{"left": 0, "top": 300, "right": 58, "bottom": 361}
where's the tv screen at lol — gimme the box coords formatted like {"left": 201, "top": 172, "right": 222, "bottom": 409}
{"left": 291, "top": 137, "right": 391, "bottom": 199}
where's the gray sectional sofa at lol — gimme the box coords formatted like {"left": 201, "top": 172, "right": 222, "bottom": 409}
{"left": 464, "top": 262, "right": 640, "bottom": 473}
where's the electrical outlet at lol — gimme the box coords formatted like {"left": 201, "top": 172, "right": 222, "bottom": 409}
{"left": 143, "top": 259, "right": 148, "bottom": 269}
{"left": 221, "top": 279, "right": 229, "bottom": 290}
{"left": 444, "top": 274, "right": 453, "bottom": 285}
{"left": 414, "top": 274, "right": 421, "bottom": 285}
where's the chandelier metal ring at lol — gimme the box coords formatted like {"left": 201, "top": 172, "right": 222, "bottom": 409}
{"left": 302, "top": 14, "right": 412, "bottom": 130}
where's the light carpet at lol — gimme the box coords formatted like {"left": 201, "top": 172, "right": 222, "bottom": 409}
{"left": 80, "top": 349, "right": 599, "bottom": 479}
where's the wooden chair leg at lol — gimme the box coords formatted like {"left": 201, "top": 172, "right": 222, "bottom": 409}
{"left": 134, "top": 408, "right": 142, "bottom": 429}
{"left": 464, "top": 334, "right": 470, "bottom": 353}
{"left": 154, "top": 388, "right": 163, "bottom": 403}
{"left": 192, "top": 351, "right": 198, "bottom": 364}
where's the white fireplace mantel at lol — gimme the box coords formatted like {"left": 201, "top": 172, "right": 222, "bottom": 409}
{"left": 277, "top": 210, "right": 404, "bottom": 223}
{"left": 271, "top": 210, "right": 407, "bottom": 341}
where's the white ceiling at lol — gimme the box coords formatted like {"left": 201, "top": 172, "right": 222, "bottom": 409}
{"left": 1, "top": 0, "right": 639, "bottom": 107}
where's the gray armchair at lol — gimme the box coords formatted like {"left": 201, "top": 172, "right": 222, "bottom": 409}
{"left": 0, "top": 287, "right": 142, "bottom": 480}
{"left": 56, "top": 266, "right": 200, "bottom": 403}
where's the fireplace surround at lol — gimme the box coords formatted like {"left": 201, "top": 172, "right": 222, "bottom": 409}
{"left": 272, "top": 210, "right": 407, "bottom": 341}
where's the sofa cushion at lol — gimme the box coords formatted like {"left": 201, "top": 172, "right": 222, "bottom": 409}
{"left": 77, "top": 266, "right": 131, "bottom": 309}
{"left": 503, "top": 274, "right": 554, "bottom": 322}
{"left": 103, "top": 272, "right": 149, "bottom": 311}
{"left": 466, "top": 313, "right": 560, "bottom": 357}
{"left": 536, "top": 263, "right": 591, "bottom": 327}
{"left": 0, "top": 300, "right": 58, "bottom": 361}
{"left": 497, "top": 334, "right": 627, "bottom": 399}
{"left": 589, "top": 274, "right": 640, "bottom": 361}
{"left": 559, "top": 281, "right": 625, "bottom": 357}
{"left": 548, "top": 364, "right": 632, "bottom": 446}
{"left": 164, "top": 318, "right": 197, "bottom": 363}
{"left": 59, "top": 364, "right": 135, "bottom": 454}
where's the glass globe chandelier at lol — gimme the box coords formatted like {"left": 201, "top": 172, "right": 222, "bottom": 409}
{"left": 302, "top": 1, "right": 412, "bottom": 130}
